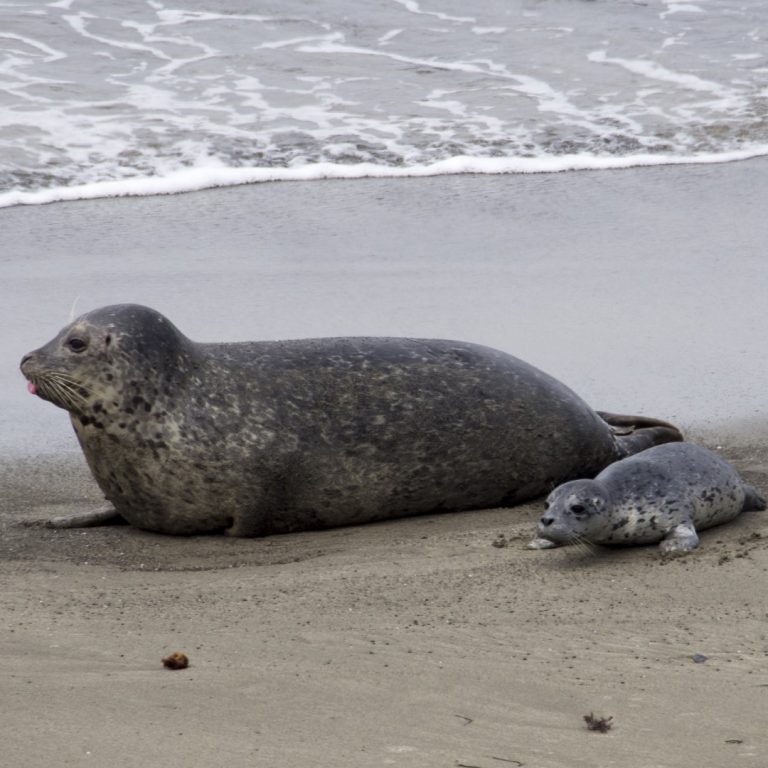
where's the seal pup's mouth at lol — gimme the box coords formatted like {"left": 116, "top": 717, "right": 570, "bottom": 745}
{"left": 27, "top": 381, "right": 38, "bottom": 395}
{"left": 537, "top": 527, "right": 597, "bottom": 554}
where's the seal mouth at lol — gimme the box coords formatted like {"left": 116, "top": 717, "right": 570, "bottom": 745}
{"left": 23, "top": 371, "right": 89, "bottom": 412}
{"left": 544, "top": 529, "right": 597, "bottom": 553}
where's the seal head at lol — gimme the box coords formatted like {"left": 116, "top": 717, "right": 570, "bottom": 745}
{"left": 536, "top": 480, "right": 611, "bottom": 547}
{"left": 21, "top": 305, "right": 224, "bottom": 534}
{"left": 21, "top": 304, "right": 191, "bottom": 417}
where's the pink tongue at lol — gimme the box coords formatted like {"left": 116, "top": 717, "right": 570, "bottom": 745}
{"left": 27, "top": 381, "right": 38, "bottom": 395}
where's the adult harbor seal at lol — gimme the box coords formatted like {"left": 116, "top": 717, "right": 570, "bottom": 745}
{"left": 529, "top": 442, "right": 765, "bottom": 554}
{"left": 20, "top": 304, "right": 682, "bottom": 537}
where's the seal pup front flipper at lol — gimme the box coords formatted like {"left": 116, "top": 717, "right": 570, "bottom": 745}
{"left": 596, "top": 411, "right": 683, "bottom": 457}
{"left": 659, "top": 518, "right": 699, "bottom": 555}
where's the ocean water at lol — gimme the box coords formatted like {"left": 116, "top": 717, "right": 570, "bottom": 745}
{"left": 1, "top": 0, "right": 766, "bottom": 207}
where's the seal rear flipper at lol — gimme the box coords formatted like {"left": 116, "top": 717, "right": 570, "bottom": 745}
{"left": 742, "top": 484, "right": 767, "bottom": 512}
{"left": 597, "top": 411, "right": 683, "bottom": 457}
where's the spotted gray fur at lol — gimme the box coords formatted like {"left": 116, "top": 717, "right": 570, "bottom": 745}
{"left": 21, "top": 304, "right": 682, "bottom": 537}
{"left": 529, "top": 442, "right": 766, "bottom": 554}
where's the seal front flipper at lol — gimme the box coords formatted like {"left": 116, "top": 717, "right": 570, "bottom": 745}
{"left": 658, "top": 520, "right": 699, "bottom": 555}
{"left": 45, "top": 505, "right": 126, "bottom": 529}
{"left": 597, "top": 411, "right": 683, "bottom": 457}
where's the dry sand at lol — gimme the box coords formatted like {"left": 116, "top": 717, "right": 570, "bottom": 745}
{"left": 1, "top": 440, "right": 767, "bottom": 767}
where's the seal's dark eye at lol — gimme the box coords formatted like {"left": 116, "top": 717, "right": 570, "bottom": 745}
{"left": 67, "top": 337, "right": 87, "bottom": 353}
{"left": 570, "top": 504, "right": 586, "bottom": 515}
{"left": 543, "top": 501, "right": 550, "bottom": 510}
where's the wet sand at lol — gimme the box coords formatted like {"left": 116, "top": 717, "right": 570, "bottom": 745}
{"left": 2, "top": 160, "right": 768, "bottom": 766}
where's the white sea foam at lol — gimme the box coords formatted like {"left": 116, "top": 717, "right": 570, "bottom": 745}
{"left": 472, "top": 27, "right": 506, "bottom": 36}
{"left": 62, "top": 13, "right": 172, "bottom": 61}
{"left": 0, "top": 32, "right": 66, "bottom": 61}
{"left": 378, "top": 29, "right": 403, "bottom": 45}
{"left": 391, "top": 0, "right": 475, "bottom": 24}
{"left": 3, "top": 147, "right": 768, "bottom": 209}
{"left": 660, "top": 3, "right": 704, "bottom": 19}
{"left": 587, "top": 51, "right": 727, "bottom": 95}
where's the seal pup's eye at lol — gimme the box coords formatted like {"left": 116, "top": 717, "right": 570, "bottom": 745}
{"left": 570, "top": 504, "right": 586, "bottom": 515}
{"left": 66, "top": 337, "right": 88, "bottom": 353}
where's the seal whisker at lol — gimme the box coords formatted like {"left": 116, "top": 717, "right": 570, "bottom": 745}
{"left": 43, "top": 372, "right": 89, "bottom": 403}
{"left": 570, "top": 533, "right": 597, "bottom": 554}
{"left": 50, "top": 379, "right": 79, "bottom": 411}
{"left": 68, "top": 296, "right": 81, "bottom": 323}
{"left": 35, "top": 374, "right": 82, "bottom": 412}
{"left": 42, "top": 378, "right": 69, "bottom": 406}
{"left": 38, "top": 378, "right": 65, "bottom": 406}
{"left": 50, "top": 371, "right": 88, "bottom": 389}
{"left": 50, "top": 374, "right": 89, "bottom": 402}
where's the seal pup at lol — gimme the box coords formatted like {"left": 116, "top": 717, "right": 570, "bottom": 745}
{"left": 529, "top": 443, "right": 765, "bottom": 554}
{"left": 20, "top": 304, "right": 682, "bottom": 537}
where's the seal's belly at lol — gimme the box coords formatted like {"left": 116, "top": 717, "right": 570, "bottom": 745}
{"left": 270, "top": 445, "right": 521, "bottom": 533}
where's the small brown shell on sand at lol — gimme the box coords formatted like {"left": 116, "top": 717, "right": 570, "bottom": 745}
{"left": 162, "top": 651, "right": 189, "bottom": 670}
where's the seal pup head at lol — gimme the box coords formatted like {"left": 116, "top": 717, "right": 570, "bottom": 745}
{"left": 20, "top": 304, "right": 191, "bottom": 419}
{"left": 536, "top": 480, "right": 611, "bottom": 546}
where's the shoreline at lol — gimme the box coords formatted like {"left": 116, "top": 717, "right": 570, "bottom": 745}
{"left": 4, "top": 147, "right": 768, "bottom": 210}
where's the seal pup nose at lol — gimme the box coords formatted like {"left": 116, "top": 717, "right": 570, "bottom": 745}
{"left": 540, "top": 517, "right": 554, "bottom": 527}
{"left": 20, "top": 353, "right": 33, "bottom": 370}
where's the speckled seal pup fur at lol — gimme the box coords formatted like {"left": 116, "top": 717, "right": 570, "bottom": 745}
{"left": 529, "top": 442, "right": 765, "bottom": 554}
{"left": 21, "top": 304, "right": 682, "bottom": 536}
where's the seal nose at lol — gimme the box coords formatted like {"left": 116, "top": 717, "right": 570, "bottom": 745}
{"left": 20, "top": 353, "right": 33, "bottom": 372}
{"left": 540, "top": 516, "right": 554, "bottom": 528}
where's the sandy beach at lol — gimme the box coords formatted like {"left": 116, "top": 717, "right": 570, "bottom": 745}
{"left": 2, "top": 160, "right": 768, "bottom": 767}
